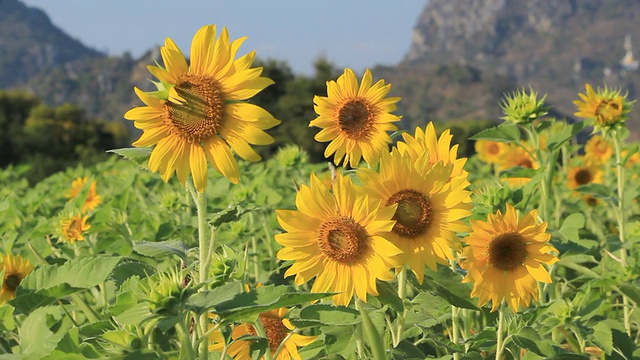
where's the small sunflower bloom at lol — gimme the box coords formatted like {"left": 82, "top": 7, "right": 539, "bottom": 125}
{"left": 567, "top": 160, "right": 603, "bottom": 189}
{"left": 0, "top": 254, "right": 34, "bottom": 303}
{"left": 60, "top": 214, "right": 91, "bottom": 244}
{"left": 210, "top": 308, "right": 316, "bottom": 359}
{"left": 396, "top": 122, "right": 469, "bottom": 190}
{"left": 500, "top": 87, "right": 549, "bottom": 124}
{"left": 124, "top": 25, "right": 280, "bottom": 191}
{"left": 475, "top": 140, "right": 506, "bottom": 165}
{"left": 357, "top": 150, "right": 472, "bottom": 282}
{"left": 275, "top": 173, "right": 402, "bottom": 306}
{"left": 584, "top": 134, "right": 613, "bottom": 164}
{"left": 460, "top": 204, "right": 558, "bottom": 312}
{"left": 66, "top": 177, "right": 102, "bottom": 212}
{"left": 573, "top": 84, "right": 632, "bottom": 130}
{"left": 496, "top": 144, "right": 538, "bottom": 186}
{"left": 310, "top": 68, "right": 401, "bottom": 168}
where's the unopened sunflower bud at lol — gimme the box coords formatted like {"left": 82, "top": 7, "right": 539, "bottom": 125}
{"left": 500, "top": 87, "right": 549, "bottom": 124}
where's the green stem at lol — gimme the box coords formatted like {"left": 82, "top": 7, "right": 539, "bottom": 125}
{"left": 611, "top": 130, "right": 631, "bottom": 336}
{"left": 176, "top": 320, "right": 196, "bottom": 360}
{"left": 253, "top": 318, "right": 274, "bottom": 360}
{"left": 394, "top": 267, "right": 407, "bottom": 347}
{"left": 495, "top": 303, "right": 506, "bottom": 360}
{"left": 452, "top": 305, "right": 460, "bottom": 360}
{"left": 70, "top": 293, "right": 99, "bottom": 323}
{"left": 354, "top": 299, "right": 366, "bottom": 359}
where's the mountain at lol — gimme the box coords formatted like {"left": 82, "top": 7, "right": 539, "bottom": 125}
{"left": 0, "top": 0, "right": 102, "bottom": 87}
{"left": 389, "top": 0, "right": 640, "bottom": 136}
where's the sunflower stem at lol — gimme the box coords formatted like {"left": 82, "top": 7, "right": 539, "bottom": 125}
{"left": 176, "top": 320, "right": 196, "bottom": 360}
{"left": 394, "top": 267, "right": 407, "bottom": 347}
{"left": 451, "top": 305, "right": 461, "bottom": 360}
{"left": 354, "top": 298, "right": 366, "bottom": 359}
{"left": 495, "top": 302, "right": 506, "bottom": 360}
{"left": 611, "top": 129, "right": 631, "bottom": 336}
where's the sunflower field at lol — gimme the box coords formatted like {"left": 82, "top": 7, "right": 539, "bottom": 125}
{"left": 1, "top": 24, "right": 640, "bottom": 360}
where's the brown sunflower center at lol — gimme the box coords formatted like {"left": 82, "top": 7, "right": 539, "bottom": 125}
{"left": 386, "top": 189, "right": 433, "bottom": 238}
{"left": 517, "top": 158, "right": 534, "bottom": 168}
{"left": 488, "top": 232, "right": 528, "bottom": 271}
{"left": 165, "top": 74, "right": 224, "bottom": 143}
{"left": 259, "top": 313, "right": 288, "bottom": 354}
{"left": 4, "top": 273, "right": 22, "bottom": 292}
{"left": 338, "top": 99, "right": 374, "bottom": 139}
{"left": 317, "top": 217, "right": 368, "bottom": 263}
{"left": 595, "top": 97, "right": 623, "bottom": 125}
{"left": 488, "top": 143, "right": 500, "bottom": 155}
{"left": 574, "top": 169, "right": 593, "bottom": 185}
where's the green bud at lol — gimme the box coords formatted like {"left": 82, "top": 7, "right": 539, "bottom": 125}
{"left": 500, "top": 87, "right": 549, "bottom": 125}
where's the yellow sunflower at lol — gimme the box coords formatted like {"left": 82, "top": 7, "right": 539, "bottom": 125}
{"left": 275, "top": 173, "right": 402, "bottom": 306}
{"left": 396, "top": 122, "right": 469, "bottom": 190}
{"left": 460, "top": 204, "right": 558, "bottom": 312}
{"left": 65, "top": 177, "right": 102, "bottom": 212}
{"left": 214, "top": 308, "right": 316, "bottom": 360}
{"left": 60, "top": 214, "right": 91, "bottom": 244}
{"left": 357, "top": 150, "right": 472, "bottom": 282}
{"left": 496, "top": 144, "right": 538, "bottom": 186}
{"left": 584, "top": 135, "right": 612, "bottom": 164}
{"left": 124, "top": 25, "right": 280, "bottom": 191}
{"left": 474, "top": 140, "right": 506, "bottom": 165}
{"left": 573, "top": 84, "right": 630, "bottom": 128}
{"left": 567, "top": 160, "right": 603, "bottom": 189}
{"left": 0, "top": 253, "right": 33, "bottom": 303}
{"left": 310, "top": 68, "right": 401, "bottom": 167}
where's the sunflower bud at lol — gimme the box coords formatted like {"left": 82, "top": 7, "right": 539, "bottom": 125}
{"left": 500, "top": 87, "right": 549, "bottom": 125}
{"left": 146, "top": 269, "right": 191, "bottom": 315}
{"left": 208, "top": 245, "right": 244, "bottom": 289}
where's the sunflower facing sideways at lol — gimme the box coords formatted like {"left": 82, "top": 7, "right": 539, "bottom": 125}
{"left": 460, "top": 204, "right": 558, "bottom": 312}
{"left": 310, "top": 68, "right": 401, "bottom": 168}
{"left": 275, "top": 173, "right": 402, "bottom": 306}
{"left": 0, "top": 253, "right": 34, "bottom": 303}
{"left": 210, "top": 308, "right": 316, "bottom": 359}
{"left": 124, "top": 25, "right": 280, "bottom": 191}
{"left": 357, "top": 150, "right": 472, "bottom": 283}
{"left": 59, "top": 214, "right": 91, "bottom": 244}
{"left": 584, "top": 134, "right": 613, "bottom": 165}
{"left": 66, "top": 176, "right": 102, "bottom": 213}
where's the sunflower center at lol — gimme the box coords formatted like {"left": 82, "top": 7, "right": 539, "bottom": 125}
{"left": 574, "top": 169, "right": 593, "bottom": 185}
{"left": 488, "top": 232, "right": 528, "bottom": 271}
{"left": 595, "top": 98, "right": 623, "bottom": 125}
{"left": 488, "top": 143, "right": 500, "bottom": 155}
{"left": 338, "top": 99, "right": 374, "bottom": 139}
{"left": 259, "top": 313, "right": 288, "bottom": 354}
{"left": 317, "top": 217, "right": 368, "bottom": 263}
{"left": 165, "top": 74, "right": 224, "bottom": 143}
{"left": 517, "top": 158, "right": 533, "bottom": 168}
{"left": 68, "top": 219, "right": 83, "bottom": 235}
{"left": 4, "top": 273, "right": 22, "bottom": 292}
{"left": 386, "top": 189, "right": 433, "bottom": 238}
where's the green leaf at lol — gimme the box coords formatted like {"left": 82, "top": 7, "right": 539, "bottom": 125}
{"left": 612, "top": 329, "right": 635, "bottom": 359}
{"left": 107, "top": 148, "right": 151, "bottom": 168}
{"left": 390, "top": 340, "right": 426, "bottom": 360}
{"left": 419, "top": 267, "right": 478, "bottom": 310}
{"left": 11, "top": 283, "right": 80, "bottom": 314}
{"left": 298, "top": 304, "right": 361, "bottom": 326}
{"left": 18, "top": 306, "right": 64, "bottom": 359}
{"left": 511, "top": 327, "right": 552, "bottom": 356}
{"left": 618, "top": 283, "right": 640, "bottom": 305}
{"left": 184, "top": 281, "right": 244, "bottom": 314}
{"left": 374, "top": 280, "right": 404, "bottom": 313}
{"left": 0, "top": 305, "right": 14, "bottom": 331}
{"left": 208, "top": 201, "right": 259, "bottom": 229}
{"left": 558, "top": 213, "right": 585, "bottom": 242}
{"left": 113, "top": 303, "right": 153, "bottom": 326}
{"left": 498, "top": 166, "right": 539, "bottom": 179}
{"left": 19, "top": 256, "right": 122, "bottom": 291}
{"left": 132, "top": 240, "right": 188, "bottom": 261}
{"left": 592, "top": 322, "right": 612, "bottom": 355}
{"left": 546, "top": 121, "right": 587, "bottom": 151}
{"left": 359, "top": 302, "right": 385, "bottom": 360}
{"left": 470, "top": 124, "right": 521, "bottom": 143}
{"left": 574, "top": 183, "right": 612, "bottom": 199}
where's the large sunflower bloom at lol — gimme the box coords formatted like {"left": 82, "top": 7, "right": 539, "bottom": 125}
{"left": 0, "top": 253, "right": 34, "bottom": 303}
{"left": 567, "top": 160, "right": 603, "bottom": 189}
{"left": 310, "top": 68, "right": 400, "bottom": 167}
{"left": 396, "top": 122, "right": 469, "bottom": 190}
{"left": 60, "top": 214, "right": 91, "bottom": 244}
{"left": 584, "top": 134, "right": 612, "bottom": 165}
{"left": 212, "top": 308, "right": 316, "bottom": 359}
{"left": 124, "top": 25, "right": 280, "bottom": 191}
{"left": 275, "top": 173, "right": 402, "bottom": 306}
{"left": 460, "top": 204, "right": 558, "bottom": 312}
{"left": 357, "top": 150, "right": 472, "bottom": 283}
{"left": 474, "top": 140, "right": 506, "bottom": 165}
{"left": 573, "top": 84, "right": 630, "bottom": 129}
{"left": 66, "top": 177, "right": 102, "bottom": 212}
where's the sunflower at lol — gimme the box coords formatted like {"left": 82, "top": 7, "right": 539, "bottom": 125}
{"left": 496, "top": 144, "right": 538, "bottom": 186}
{"left": 474, "top": 140, "right": 506, "bottom": 165}
{"left": 0, "top": 253, "right": 34, "bottom": 303}
{"left": 584, "top": 135, "right": 612, "bottom": 164}
{"left": 567, "top": 160, "right": 603, "bottom": 189}
{"left": 357, "top": 150, "right": 472, "bottom": 282}
{"left": 573, "top": 84, "right": 631, "bottom": 129}
{"left": 275, "top": 173, "right": 402, "bottom": 306}
{"left": 396, "top": 122, "right": 469, "bottom": 190}
{"left": 310, "top": 68, "right": 400, "bottom": 167}
{"left": 60, "top": 214, "right": 91, "bottom": 244}
{"left": 124, "top": 25, "right": 280, "bottom": 191}
{"left": 66, "top": 177, "right": 102, "bottom": 212}
{"left": 460, "top": 204, "right": 558, "bottom": 311}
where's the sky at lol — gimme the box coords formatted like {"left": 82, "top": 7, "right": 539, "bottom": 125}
{"left": 21, "top": 0, "right": 427, "bottom": 75}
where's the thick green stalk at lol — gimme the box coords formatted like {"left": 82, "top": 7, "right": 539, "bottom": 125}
{"left": 451, "top": 305, "right": 460, "bottom": 360}
{"left": 495, "top": 303, "right": 506, "bottom": 360}
{"left": 611, "top": 130, "right": 631, "bottom": 336}
{"left": 393, "top": 267, "right": 407, "bottom": 347}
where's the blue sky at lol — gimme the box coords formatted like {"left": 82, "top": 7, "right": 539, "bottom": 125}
{"left": 22, "top": 0, "right": 427, "bottom": 75}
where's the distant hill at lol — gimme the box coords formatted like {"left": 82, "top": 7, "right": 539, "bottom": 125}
{"left": 390, "top": 0, "right": 640, "bottom": 137}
